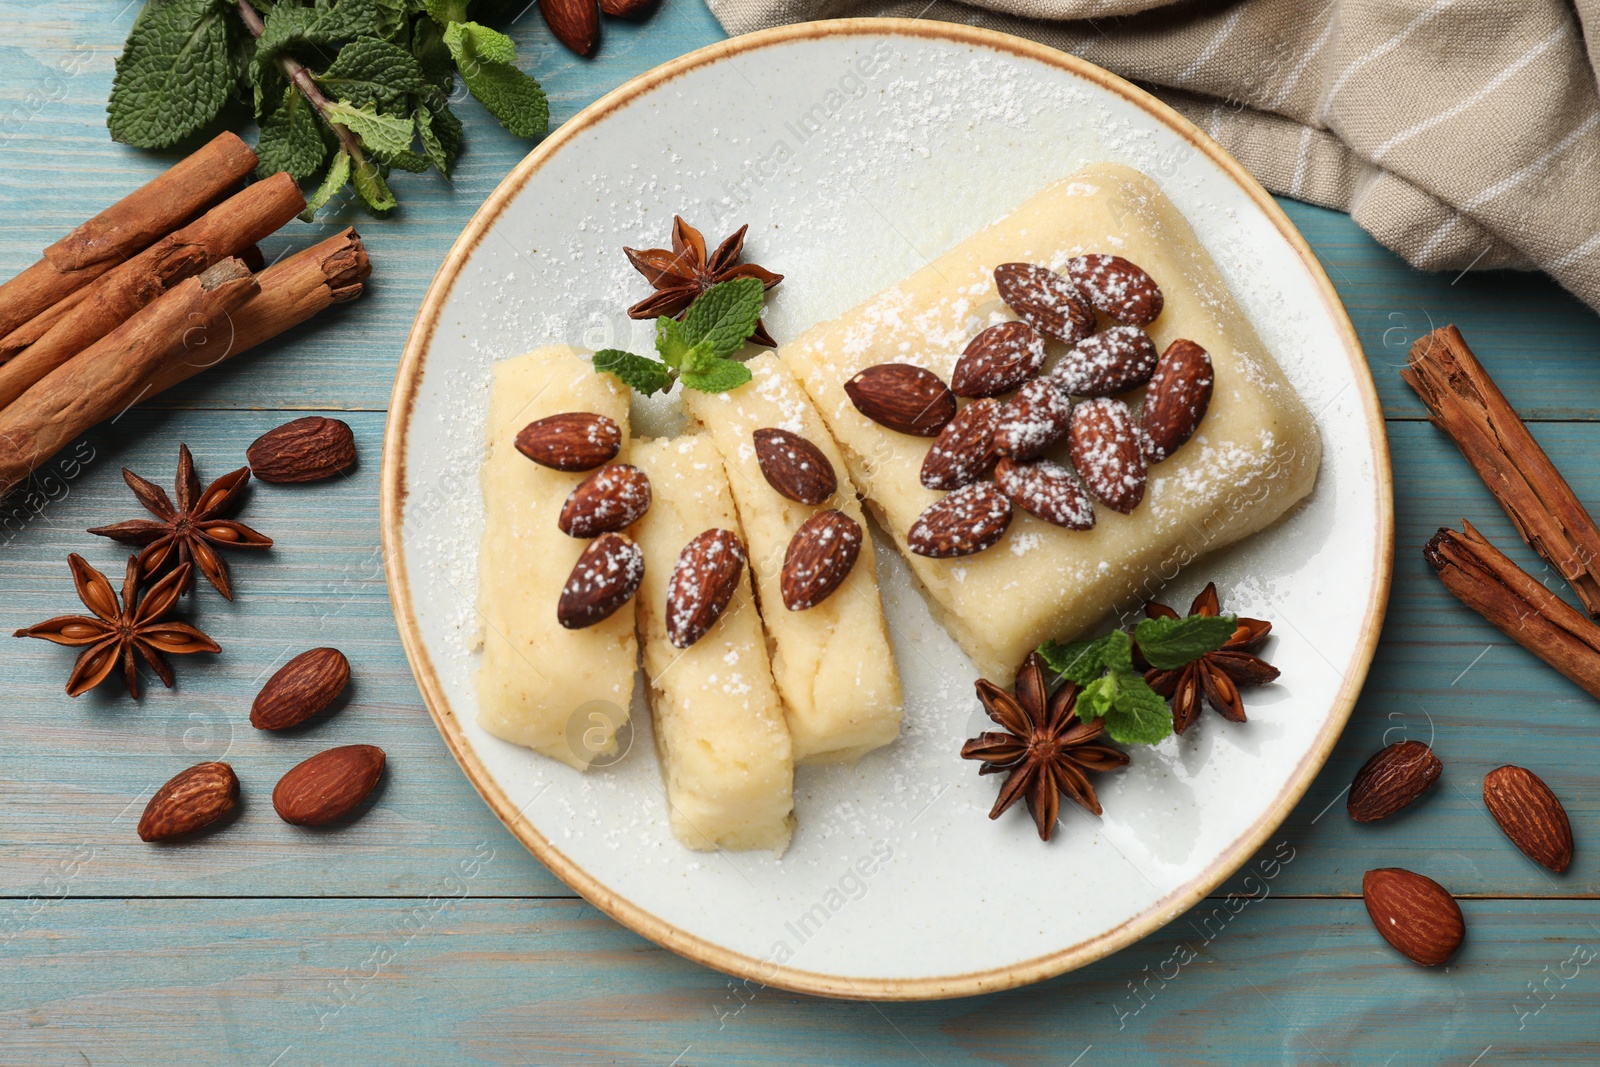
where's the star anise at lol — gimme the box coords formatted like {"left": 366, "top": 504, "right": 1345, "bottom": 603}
{"left": 88, "top": 444, "right": 272, "bottom": 599}
{"left": 961, "top": 652, "right": 1130, "bottom": 841}
{"left": 1141, "top": 582, "right": 1280, "bottom": 734}
{"left": 623, "top": 216, "right": 784, "bottom": 346}
{"left": 14, "top": 554, "right": 220, "bottom": 698}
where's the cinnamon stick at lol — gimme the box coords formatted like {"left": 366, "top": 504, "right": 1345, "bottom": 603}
{"left": 0, "top": 259, "right": 260, "bottom": 497}
{"left": 0, "top": 133, "right": 257, "bottom": 338}
{"left": 1402, "top": 325, "right": 1600, "bottom": 616}
{"left": 0, "top": 173, "right": 304, "bottom": 410}
{"left": 1425, "top": 522, "right": 1600, "bottom": 700}
{"left": 144, "top": 229, "right": 371, "bottom": 396}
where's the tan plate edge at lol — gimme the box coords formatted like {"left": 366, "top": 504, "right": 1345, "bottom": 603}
{"left": 380, "top": 17, "right": 1394, "bottom": 1002}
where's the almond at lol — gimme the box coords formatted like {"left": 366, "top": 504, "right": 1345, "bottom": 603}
{"left": 1483, "top": 765, "right": 1573, "bottom": 872}
{"left": 272, "top": 744, "right": 386, "bottom": 827}
{"left": 993, "top": 378, "right": 1073, "bottom": 461}
{"left": 558, "top": 532, "right": 644, "bottom": 628}
{"left": 1064, "top": 254, "right": 1164, "bottom": 326}
{"left": 1050, "top": 326, "right": 1158, "bottom": 397}
{"left": 844, "top": 363, "right": 956, "bottom": 437}
{"left": 540, "top": 0, "right": 598, "bottom": 55}
{"left": 600, "top": 0, "right": 653, "bottom": 15}
{"left": 251, "top": 647, "right": 351, "bottom": 731}
{"left": 1347, "top": 740, "right": 1441, "bottom": 822}
{"left": 752, "top": 427, "right": 837, "bottom": 505}
{"left": 781, "top": 509, "right": 862, "bottom": 610}
{"left": 908, "top": 481, "right": 1012, "bottom": 558}
{"left": 950, "top": 321, "right": 1048, "bottom": 398}
{"left": 514, "top": 412, "right": 621, "bottom": 472}
{"left": 1141, "top": 339, "right": 1214, "bottom": 463}
{"left": 994, "top": 456, "right": 1095, "bottom": 530}
{"left": 558, "top": 463, "right": 652, "bottom": 537}
{"left": 993, "top": 262, "right": 1094, "bottom": 346}
{"left": 246, "top": 417, "right": 356, "bottom": 483}
{"left": 1069, "top": 397, "right": 1146, "bottom": 514}
{"left": 667, "top": 529, "right": 746, "bottom": 648}
{"left": 137, "top": 761, "right": 239, "bottom": 842}
{"left": 920, "top": 399, "right": 1001, "bottom": 491}
{"left": 1362, "top": 867, "right": 1465, "bottom": 967}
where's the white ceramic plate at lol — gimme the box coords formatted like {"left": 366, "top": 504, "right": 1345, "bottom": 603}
{"left": 382, "top": 19, "right": 1392, "bottom": 1000}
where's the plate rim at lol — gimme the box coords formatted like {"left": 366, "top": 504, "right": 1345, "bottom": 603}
{"left": 380, "top": 16, "right": 1394, "bottom": 1001}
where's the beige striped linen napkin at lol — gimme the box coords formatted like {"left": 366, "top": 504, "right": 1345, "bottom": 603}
{"left": 708, "top": 0, "right": 1600, "bottom": 312}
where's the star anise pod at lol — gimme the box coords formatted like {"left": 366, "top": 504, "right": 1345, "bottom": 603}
{"left": 88, "top": 444, "right": 272, "bottom": 599}
{"left": 1141, "top": 582, "right": 1280, "bottom": 734}
{"left": 961, "top": 652, "right": 1130, "bottom": 841}
{"left": 623, "top": 216, "right": 784, "bottom": 346}
{"left": 14, "top": 554, "right": 220, "bottom": 698}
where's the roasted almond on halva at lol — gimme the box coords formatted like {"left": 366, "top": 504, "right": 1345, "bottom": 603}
{"left": 995, "top": 456, "right": 1095, "bottom": 530}
{"left": 1064, "top": 254, "right": 1164, "bottom": 326}
{"left": 844, "top": 363, "right": 956, "bottom": 436}
{"left": 1141, "top": 339, "right": 1214, "bottom": 463}
{"left": 666, "top": 528, "right": 746, "bottom": 648}
{"left": 1050, "top": 326, "right": 1158, "bottom": 397}
{"left": 558, "top": 463, "right": 652, "bottom": 537}
{"left": 137, "top": 761, "right": 239, "bottom": 842}
{"left": 514, "top": 411, "right": 621, "bottom": 471}
{"left": 1483, "top": 765, "right": 1574, "bottom": 873}
{"left": 781, "top": 509, "right": 862, "bottom": 611}
{"left": 908, "top": 481, "right": 1012, "bottom": 558}
{"left": 558, "top": 532, "right": 645, "bottom": 628}
{"left": 1362, "top": 867, "right": 1465, "bottom": 967}
{"left": 993, "top": 378, "right": 1073, "bottom": 461}
{"left": 752, "top": 427, "right": 836, "bottom": 505}
{"left": 251, "top": 646, "right": 350, "bottom": 730}
{"left": 993, "top": 262, "right": 1095, "bottom": 346}
{"left": 950, "top": 321, "right": 1047, "bottom": 398}
{"left": 1069, "top": 397, "right": 1146, "bottom": 514}
{"left": 1347, "top": 740, "right": 1441, "bottom": 822}
{"left": 921, "top": 399, "right": 1002, "bottom": 491}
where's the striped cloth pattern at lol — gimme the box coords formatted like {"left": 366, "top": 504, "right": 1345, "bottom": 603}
{"left": 708, "top": 0, "right": 1600, "bottom": 312}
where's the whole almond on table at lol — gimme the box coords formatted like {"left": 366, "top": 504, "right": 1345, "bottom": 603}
{"left": 558, "top": 531, "right": 645, "bottom": 628}
{"left": 1347, "top": 740, "right": 1442, "bottom": 822}
{"left": 1069, "top": 397, "right": 1146, "bottom": 514}
{"left": 844, "top": 363, "right": 956, "bottom": 436}
{"left": 137, "top": 761, "right": 239, "bottom": 842}
{"left": 752, "top": 427, "right": 836, "bottom": 505}
{"left": 666, "top": 528, "right": 746, "bottom": 648}
{"left": 908, "top": 481, "right": 1013, "bottom": 558}
{"left": 273, "top": 744, "right": 386, "bottom": 827}
{"left": 994, "top": 378, "right": 1073, "bottom": 461}
{"left": 558, "top": 463, "right": 652, "bottom": 537}
{"left": 1064, "top": 254, "right": 1165, "bottom": 326}
{"left": 921, "top": 398, "right": 1002, "bottom": 491}
{"left": 1362, "top": 867, "right": 1465, "bottom": 967}
{"left": 950, "top": 321, "right": 1047, "bottom": 398}
{"left": 995, "top": 456, "right": 1095, "bottom": 530}
{"left": 1141, "top": 339, "right": 1214, "bottom": 464}
{"left": 1483, "top": 765, "right": 1574, "bottom": 872}
{"left": 600, "top": 0, "right": 654, "bottom": 14}
{"left": 993, "top": 262, "right": 1094, "bottom": 346}
{"left": 251, "top": 647, "right": 351, "bottom": 731}
{"left": 1050, "top": 326, "right": 1158, "bottom": 397}
{"left": 540, "top": 0, "right": 599, "bottom": 55}
{"left": 781, "top": 509, "right": 862, "bottom": 611}
{"left": 247, "top": 416, "right": 356, "bottom": 483}
{"left": 514, "top": 412, "right": 621, "bottom": 472}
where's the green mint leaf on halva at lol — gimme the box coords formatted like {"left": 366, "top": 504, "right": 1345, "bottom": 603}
{"left": 1133, "top": 613, "right": 1238, "bottom": 670}
{"left": 593, "top": 350, "right": 674, "bottom": 397}
{"left": 681, "top": 277, "right": 764, "bottom": 358}
{"left": 256, "top": 87, "right": 330, "bottom": 182}
{"left": 655, "top": 316, "right": 695, "bottom": 369}
{"left": 443, "top": 21, "right": 548, "bottom": 138}
{"left": 680, "top": 358, "right": 753, "bottom": 394}
{"left": 108, "top": 0, "right": 236, "bottom": 149}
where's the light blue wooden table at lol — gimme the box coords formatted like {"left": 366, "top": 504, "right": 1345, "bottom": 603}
{"left": 5, "top": 2, "right": 1600, "bottom": 1063}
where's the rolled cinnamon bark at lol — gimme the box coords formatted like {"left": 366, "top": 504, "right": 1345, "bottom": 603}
{"left": 0, "top": 173, "right": 304, "bottom": 410}
{"left": 0, "top": 133, "right": 257, "bottom": 338}
{"left": 0, "top": 259, "right": 259, "bottom": 497}
{"left": 144, "top": 229, "right": 370, "bottom": 396}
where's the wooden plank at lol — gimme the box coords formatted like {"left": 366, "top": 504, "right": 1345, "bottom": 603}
{"left": 2, "top": 896, "right": 1597, "bottom": 1062}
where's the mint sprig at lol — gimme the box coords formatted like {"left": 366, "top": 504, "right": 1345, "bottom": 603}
{"left": 1132, "top": 613, "right": 1237, "bottom": 669}
{"left": 594, "top": 278, "right": 765, "bottom": 397}
{"left": 108, "top": 1, "right": 551, "bottom": 218}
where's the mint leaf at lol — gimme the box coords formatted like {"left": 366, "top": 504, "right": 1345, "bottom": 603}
{"left": 655, "top": 317, "right": 695, "bottom": 369}
{"left": 1039, "top": 633, "right": 1115, "bottom": 685}
{"left": 681, "top": 277, "right": 764, "bottom": 358}
{"left": 415, "top": 102, "right": 460, "bottom": 175}
{"left": 593, "top": 350, "right": 673, "bottom": 397}
{"left": 1101, "top": 674, "right": 1173, "bottom": 745}
{"left": 252, "top": 0, "right": 392, "bottom": 93}
{"left": 1133, "top": 614, "right": 1238, "bottom": 670}
{"left": 350, "top": 155, "right": 396, "bottom": 213}
{"left": 300, "top": 147, "right": 353, "bottom": 221}
{"left": 323, "top": 100, "right": 416, "bottom": 162}
{"left": 256, "top": 87, "right": 329, "bottom": 182}
{"left": 425, "top": 0, "right": 471, "bottom": 24}
{"left": 680, "top": 357, "right": 753, "bottom": 394}
{"left": 108, "top": 0, "right": 236, "bottom": 149}
{"left": 315, "top": 36, "right": 424, "bottom": 109}
{"left": 444, "top": 21, "right": 548, "bottom": 138}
